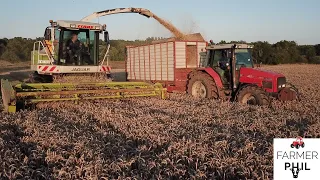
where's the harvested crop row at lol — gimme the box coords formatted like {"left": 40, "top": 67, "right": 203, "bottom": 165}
{"left": 0, "top": 64, "right": 319, "bottom": 179}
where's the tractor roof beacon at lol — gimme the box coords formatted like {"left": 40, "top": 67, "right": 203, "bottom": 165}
{"left": 187, "top": 43, "right": 298, "bottom": 105}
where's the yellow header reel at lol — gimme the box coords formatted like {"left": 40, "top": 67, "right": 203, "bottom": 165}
{"left": 1, "top": 79, "right": 166, "bottom": 113}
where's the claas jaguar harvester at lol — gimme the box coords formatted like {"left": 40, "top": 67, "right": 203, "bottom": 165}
{"left": 30, "top": 20, "right": 112, "bottom": 83}
{"left": 125, "top": 42, "right": 298, "bottom": 105}
{"left": 1, "top": 8, "right": 168, "bottom": 113}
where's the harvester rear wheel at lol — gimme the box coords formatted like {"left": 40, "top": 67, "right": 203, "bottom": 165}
{"left": 237, "top": 86, "right": 270, "bottom": 106}
{"left": 187, "top": 71, "right": 219, "bottom": 99}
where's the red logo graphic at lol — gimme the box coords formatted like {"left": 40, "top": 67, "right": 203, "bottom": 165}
{"left": 77, "top": 25, "right": 93, "bottom": 29}
{"left": 291, "top": 136, "right": 305, "bottom": 149}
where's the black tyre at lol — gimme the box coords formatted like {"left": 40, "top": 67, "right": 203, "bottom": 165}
{"left": 291, "top": 144, "right": 294, "bottom": 148}
{"left": 237, "top": 86, "right": 270, "bottom": 106}
{"left": 296, "top": 144, "right": 300, "bottom": 149}
{"left": 28, "top": 72, "right": 43, "bottom": 83}
{"left": 187, "top": 71, "right": 219, "bottom": 99}
{"left": 27, "top": 72, "right": 53, "bottom": 83}
{"left": 301, "top": 143, "right": 305, "bottom": 148}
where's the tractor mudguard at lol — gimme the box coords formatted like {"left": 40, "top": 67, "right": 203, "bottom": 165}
{"left": 196, "top": 67, "right": 223, "bottom": 88}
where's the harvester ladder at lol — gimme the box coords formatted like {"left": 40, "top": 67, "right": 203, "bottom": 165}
{"left": 32, "top": 41, "right": 54, "bottom": 65}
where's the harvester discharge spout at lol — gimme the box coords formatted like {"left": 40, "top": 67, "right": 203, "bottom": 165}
{"left": 1, "top": 79, "right": 166, "bottom": 113}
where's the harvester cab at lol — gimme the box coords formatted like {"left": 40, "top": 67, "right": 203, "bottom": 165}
{"left": 190, "top": 43, "right": 298, "bottom": 105}
{"left": 30, "top": 20, "right": 111, "bottom": 83}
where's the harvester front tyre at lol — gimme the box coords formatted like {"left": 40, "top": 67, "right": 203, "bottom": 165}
{"left": 28, "top": 72, "right": 42, "bottom": 83}
{"left": 187, "top": 72, "right": 219, "bottom": 99}
{"left": 237, "top": 86, "right": 270, "bottom": 106}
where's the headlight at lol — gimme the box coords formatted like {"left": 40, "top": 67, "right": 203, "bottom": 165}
{"left": 277, "top": 77, "right": 286, "bottom": 89}
{"left": 95, "top": 26, "right": 100, "bottom": 30}
{"left": 70, "top": 24, "right": 76, "bottom": 28}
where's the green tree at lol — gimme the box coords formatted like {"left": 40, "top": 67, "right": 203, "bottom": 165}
{"left": 218, "top": 40, "right": 226, "bottom": 44}
{"left": 306, "top": 46, "right": 316, "bottom": 63}
{"left": 314, "top": 44, "right": 320, "bottom": 56}
{"left": 252, "top": 41, "right": 277, "bottom": 64}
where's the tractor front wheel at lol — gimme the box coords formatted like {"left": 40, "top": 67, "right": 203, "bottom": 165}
{"left": 187, "top": 71, "right": 219, "bottom": 99}
{"left": 237, "top": 86, "right": 270, "bottom": 106}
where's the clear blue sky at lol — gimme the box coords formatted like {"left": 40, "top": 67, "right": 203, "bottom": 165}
{"left": 1, "top": 0, "right": 319, "bottom": 44}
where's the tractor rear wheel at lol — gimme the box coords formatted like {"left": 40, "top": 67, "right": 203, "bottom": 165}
{"left": 237, "top": 86, "right": 270, "bottom": 106}
{"left": 187, "top": 71, "right": 219, "bottom": 99}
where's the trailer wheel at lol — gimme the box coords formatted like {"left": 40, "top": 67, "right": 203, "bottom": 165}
{"left": 187, "top": 71, "right": 219, "bottom": 99}
{"left": 237, "top": 86, "right": 270, "bottom": 106}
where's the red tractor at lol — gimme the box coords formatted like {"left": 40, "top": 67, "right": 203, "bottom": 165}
{"left": 291, "top": 137, "right": 305, "bottom": 149}
{"left": 187, "top": 44, "right": 298, "bottom": 105}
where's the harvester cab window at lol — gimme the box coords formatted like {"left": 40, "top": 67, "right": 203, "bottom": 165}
{"left": 44, "top": 27, "right": 51, "bottom": 40}
{"left": 61, "top": 30, "right": 94, "bottom": 65}
{"left": 53, "top": 29, "right": 60, "bottom": 60}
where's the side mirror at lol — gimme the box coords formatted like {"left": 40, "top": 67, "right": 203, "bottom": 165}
{"left": 104, "top": 31, "right": 110, "bottom": 45}
{"left": 44, "top": 28, "right": 51, "bottom": 40}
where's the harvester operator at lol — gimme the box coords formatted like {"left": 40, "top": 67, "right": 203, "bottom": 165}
{"left": 65, "top": 32, "right": 82, "bottom": 65}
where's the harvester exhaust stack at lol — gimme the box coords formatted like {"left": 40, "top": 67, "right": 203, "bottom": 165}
{"left": 1, "top": 79, "right": 166, "bottom": 113}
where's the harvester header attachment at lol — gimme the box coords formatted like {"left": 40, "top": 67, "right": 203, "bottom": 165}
{"left": 1, "top": 79, "right": 166, "bottom": 113}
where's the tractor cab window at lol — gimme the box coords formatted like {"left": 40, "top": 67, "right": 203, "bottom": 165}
{"left": 210, "top": 49, "right": 230, "bottom": 84}
{"left": 235, "top": 49, "right": 253, "bottom": 69}
{"left": 211, "top": 49, "right": 230, "bottom": 68}
{"left": 61, "top": 30, "right": 95, "bottom": 65}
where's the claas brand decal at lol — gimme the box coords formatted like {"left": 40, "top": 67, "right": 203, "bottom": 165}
{"left": 77, "top": 25, "right": 94, "bottom": 29}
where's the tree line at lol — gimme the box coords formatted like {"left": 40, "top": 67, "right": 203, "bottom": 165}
{"left": 1, "top": 37, "right": 319, "bottom": 64}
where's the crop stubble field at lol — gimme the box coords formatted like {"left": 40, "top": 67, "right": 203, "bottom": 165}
{"left": 0, "top": 64, "right": 319, "bottom": 179}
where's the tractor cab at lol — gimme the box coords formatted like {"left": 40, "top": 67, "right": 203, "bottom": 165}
{"left": 41, "top": 20, "right": 109, "bottom": 66}
{"left": 193, "top": 43, "right": 298, "bottom": 104}
{"left": 202, "top": 44, "right": 254, "bottom": 87}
